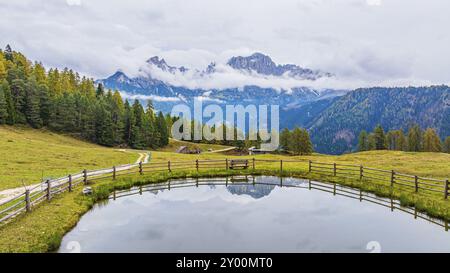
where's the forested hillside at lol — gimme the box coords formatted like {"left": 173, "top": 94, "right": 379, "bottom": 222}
{"left": 308, "top": 86, "right": 450, "bottom": 154}
{"left": 0, "top": 45, "right": 169, "bottom": 149}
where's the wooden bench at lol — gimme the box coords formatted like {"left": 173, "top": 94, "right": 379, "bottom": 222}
{"left": 229, "top": 159, "right": 249, "bottom": 170}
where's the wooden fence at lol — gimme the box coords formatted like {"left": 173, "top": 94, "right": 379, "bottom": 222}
{"left": 0, "top": 158, "right": 448, "bottom": 224}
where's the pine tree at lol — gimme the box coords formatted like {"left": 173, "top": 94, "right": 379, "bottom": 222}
{"left": 123, "top": 100, "right": 135, "bottom": 144}
{"left": 299, "top": 128, "right": 313, "bottom": 155}
{"left": 358, "top": 130, "right": 368, "bottom": 151}
{"left": 289, "top": 127, "right": 303, "bottom": 155}
{"left": 24, "top": 77, "right": 42, "bottom": 128}
{"left": 156, "top": 111, "right": 169, "bottom": 147}
{"left": 407, "top": 124, "right": 423, "bottom": 152}
{"left": 373, "top": 124, "right": 386, "bottom": 150}
{"left": 422, "top": 128, "right": 442, "bottom": 152}
{"left": 280, "top": 128, "right": 291, "bottom": 151}
{"left": 0, "top": 58, "right": 6, "bottom": 80}
{"left": 443, "top": 137, "right": 450, "bottom": 153}
{"left": 110, "top": 91, "right": 125, "bottom": 145}
{"left": 367, "top": 133, "right": 376, "bottom": 150}
{"left": 1, "top": 80, "right": 15, "bottom": 125}
{"left": 94, "top": 101, "right": 114, "bottom": 146}
{"left": 10, "top": 79, "right": 26, "bottom": 123}
{"left": 96, "top": 83, "right": 105, "bottom": 97}
{"left": 130, "top": 100, "right": 145, "bottom": 149}
{"left": 4, "top": 45, "right": 13, "bottom": 62}
{"left": 396, "top": 130, "right": 406, "bottom": 151}
{"left": 38, "top": 83, "right": 51, "bottom": 126}
{"left": 0, "top": 82, "right": 8, "bottom": 124}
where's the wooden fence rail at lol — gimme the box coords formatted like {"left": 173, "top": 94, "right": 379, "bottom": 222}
{"left": 0, "top": 158, "right": 448, "bottom": 224}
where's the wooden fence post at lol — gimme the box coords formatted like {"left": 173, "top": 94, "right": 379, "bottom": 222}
{"left": 68, "top": 174, "right": 72, "bottom": 192}
{"left": 196, "top": 159, "right": 199, "bottom": 171}
{"left": 46, "top": 180, "right": 51, "bottom": 201}
{"left": 139, "top": 161, "right": 143, "bottom": 175}
{"left": 390, "top": 170, "right": 395, "bottom": 187}
{"left": 168, "top": 160, "right": 171, "bottom": 172}
{"left": 359, "top": 165, "right": 363, "bottom": 180}
{"left": 113, "top": 166, "right": 116, "bottom": 180}
{"left": 445, "top": 179, "right": 449, "bottom": 200}
{"left": 308, "top": 160, "right": 312, "bottom": 173}
{"left": 333, "top": 163, "right": 337, "bottom": 176}
{"left": 83, "top": 169, "right": 87, "bottom": 185}
{"left": 25, "top": 189, "right": 31, "bottom": 212}
{"left": 252, "top": 158, "right": 255, "bottom": 171}
{"left": 414, "top": 176, "right": 419, "bottom": 193}
{"left": 280, "top": 160, "right": 283, "bottom": 174}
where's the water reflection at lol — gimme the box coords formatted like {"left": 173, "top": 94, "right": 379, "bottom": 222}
{"left": 59, "top": 176, "right": 450, "bottom": 253}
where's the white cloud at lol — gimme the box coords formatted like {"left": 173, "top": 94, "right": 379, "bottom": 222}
{"left": 66, "top": 0, "right": 82, "bottom": 6}
{"left": 1, "top": 0, "right": 449, "bottom": 89}
{"left": 366, "top": 0, "right": 382, "bottom": 6}
{"left": 119, "top": 91, "right": 181, "bottom": 102}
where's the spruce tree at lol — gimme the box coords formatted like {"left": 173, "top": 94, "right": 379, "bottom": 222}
{"left": 10, "top": 79, "right": 26, "bottom": 123}
{"left": 358, "top": 130, "right": 368, "bottom": 151}
{"left": 443, "top": 137, "right": 450, "bottom": 153}
{"left": 407, "top": 124, "right": 422, "bottom": 152}
{"left": 0, "top": 82, "right": 8, "bottom": 124}
{"left": 94, "top": 101, "right": 114, "bottom": 146}
{"left": 367, "top": 133, "right": 376, "bottom": 150}
{"left": 25, "top": 77, "right": 42, "bottom": 128}
{"left": 96, "top": 83, "right": 105, "bottom": 97}
{"left": 130, "top": 100, "right": 145, "bottom": 149}
{"left": 4, "top": 45, "right": 13, "bottom": 62}
{"left": 38, "top": 83, "right": 51, "bottom": 126}
{"left": 156, "top": 111, "right": 169, "bottom": 147}
{"left": 280, "top": 128, "right": 291, "bottom": 152}
{"left": 0, "top": 58, "right": 6, "bottom": 80}
{"left": 373, "top": 125, "right": 386, "bottom": 150}
{"left": 422, "top": 128, "right": 442, "bottom": 152}
{"left": 300, "top": 128, "right": 313, "bottom": 155}
{"left": 289, "top": 127, "right": 303, "bottom": 155}
{"left": 1, "top": 80, "right": 15, "bottom": 125}
{"left": 396, "top": 130, "right": 406, "bottom": 151}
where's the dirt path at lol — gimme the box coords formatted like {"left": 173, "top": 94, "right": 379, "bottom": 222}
{"left": 206, "top": 147, "right": 237, "bottom": 153}
{"left": 0, "top": 151, "right": 150, "bottom": 205}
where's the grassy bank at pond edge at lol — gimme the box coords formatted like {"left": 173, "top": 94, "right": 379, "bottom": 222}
{"left": 0, "top": 166, "right": 448, "bottom": 253}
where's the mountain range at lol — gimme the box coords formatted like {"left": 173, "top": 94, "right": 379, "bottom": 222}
{"left": 99, "top": 53, "right": 450, "bottom": 154}
{"left": 99, "top": 52, "right": 344, "bottom": 113}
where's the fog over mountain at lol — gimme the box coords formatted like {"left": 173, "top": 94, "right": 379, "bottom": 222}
{"left": 99, "top": 52, "right": 347, "bottom": 114}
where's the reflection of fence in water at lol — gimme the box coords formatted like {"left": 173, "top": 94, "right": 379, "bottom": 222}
{"left": 110, "top": 176, "right": 449, "bottom": 232}
{"left": 1, "top": 158, "right": 448, "bottom": 225}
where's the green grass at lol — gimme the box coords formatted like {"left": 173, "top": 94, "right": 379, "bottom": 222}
{"left": 149, "top": 150, "right": 450, "bottom": 180}
{"left": 0, "top": 128, "right": 449, "bottom": 252}
{"left": 0, "top": 126, "right": 142, "bottom": 191}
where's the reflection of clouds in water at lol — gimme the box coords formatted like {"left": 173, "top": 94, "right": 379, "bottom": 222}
{"left": 59, "top": 177, "right": 450, "bottom": 252}
{"left": 146, "top": 184, "right": 259, "bottom": 205}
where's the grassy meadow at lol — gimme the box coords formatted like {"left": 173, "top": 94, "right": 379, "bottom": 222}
{"left": 157, "top": 138, "right": 232, "bottom": 153}
{"left": 149, "top": 150, "right": 450, "bottom": 180}
{"left": 0, "top": 127, "right": 449, "bottom": 252}
{"left": 0, "top": 126, "right": 141, "bottom": 191}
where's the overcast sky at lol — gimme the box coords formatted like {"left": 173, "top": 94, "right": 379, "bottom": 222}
{"left": 1, "top": 0, "right": 450, "bottom": 89}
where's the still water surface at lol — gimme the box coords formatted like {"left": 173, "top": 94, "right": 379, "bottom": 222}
{"left": 59, "top": 176, "right": 450, "bottom": 252}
